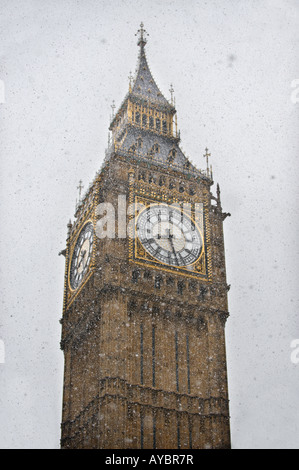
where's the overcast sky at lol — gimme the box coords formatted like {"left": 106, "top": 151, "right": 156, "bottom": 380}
{"left": 0, "top": 0, "right": 298, "bottom": 449}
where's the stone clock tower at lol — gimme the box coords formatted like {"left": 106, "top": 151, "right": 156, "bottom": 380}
{"left": 60, "top": 24, "right": 231, "bottom": 449}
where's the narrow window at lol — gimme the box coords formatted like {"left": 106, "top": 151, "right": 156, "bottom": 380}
{"left": 140, "top": 323, "right": 144, "bottom": 385}
{"left": 175, "top": 331, "right": 179, "bottom": 392}
{"left": 155, "top": 275, "right": 162, "bottom": 289}
{"left": 132, "top": 270, "right": 140, "bottom": 283}
{"left": 156, "top": 118, "right": 161, "bottom": 131}
{"left": 178, "top": 281, "right": 184, "bottom": 295}
{"left": 152, "top": 326, "right": 156, "bottom": 387}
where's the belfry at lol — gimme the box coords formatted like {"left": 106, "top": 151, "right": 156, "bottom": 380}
{"left": 60, "top": 24, "right": 231, "bottom": 449}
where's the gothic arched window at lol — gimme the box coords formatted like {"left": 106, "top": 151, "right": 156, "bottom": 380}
{"left": 177, "top": 281, "right": 184, "bottom": 295}
{"left": 159, "top": 176, "right": 165, "bottom": 187}
{"left": 132, "top": 270, "right": 140, "bottom": 283}
{"left": 168, "top": 148, "right": 176, "bottom": 163}
{"left": 155, "top": 275, "right": 163, "bottom": 289}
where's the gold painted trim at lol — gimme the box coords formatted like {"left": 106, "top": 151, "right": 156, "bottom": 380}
{"left": 67, "top": 218, "right": 95, "bottom": 302}
{"left": 135, "top": 203, "right": 205, "bottom": 268}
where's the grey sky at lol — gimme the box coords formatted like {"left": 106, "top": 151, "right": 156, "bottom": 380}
{"left": 0, "top": 0, "right": 298, "bottom": 448}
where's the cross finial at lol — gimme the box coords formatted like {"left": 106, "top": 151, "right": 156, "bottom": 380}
{"left": 203, "top": 148, "right": 211, "bottom": 175}
{"left": 128, "top": 71, "right": 134, "bottom": 92}
{"left": 77, "top": 180, "right": 84, "bottom": 201}
{"left": 111, "top": 100, "right": 116, "bottom": 117}
{"left": 169, "top": 84, "right": 174, "bottom": 105}
{"left": 135, "top": 22, "right": 148, "bottom": 48}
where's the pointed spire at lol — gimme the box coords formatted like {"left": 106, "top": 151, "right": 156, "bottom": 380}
{"left": 169, "top": 84, "right": 174, "bottom": 105}
{"left": 131, "top": 23, "right": 171, "bottom": 107}
{"left": 217, "top": 183, "right": 221, "bottom": 207}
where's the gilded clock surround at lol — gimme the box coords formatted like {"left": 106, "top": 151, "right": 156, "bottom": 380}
{"left": 131, "top": 194, "right": 210, "bottom": 280}
{"left": 68, "top": 220, "right": 94, "bottom": 292}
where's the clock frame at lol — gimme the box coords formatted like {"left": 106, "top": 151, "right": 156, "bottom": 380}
{"left": 129, "top": 190, "right": 212, "bottom": 281}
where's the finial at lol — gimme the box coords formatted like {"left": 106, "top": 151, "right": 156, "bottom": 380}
{"left": 217, "top": 183, "right": 221, "bottom": 207}
{"left": 203, "top": 148, "right": 211, "bottom": 176}
{"left": 67, "top": 219, "right": 72, "bottom": 237}
{"left": 111, "top": 100, "right": 116, "bottom": 118}
{"left": 77, "top": 180, "right": 84, "bottom": 202}
{"left": 135, "top": 22, "right": 148, "bottom": 48}
{"left": 128, "top": 71, "right": 134, "bottom": 93}
{"left": 169, "top": 84, "right": 174, "bottom": 105}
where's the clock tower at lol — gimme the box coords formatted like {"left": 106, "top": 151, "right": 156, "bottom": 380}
{"left": 60, "top": 24, "right": 231, "bottom": 449}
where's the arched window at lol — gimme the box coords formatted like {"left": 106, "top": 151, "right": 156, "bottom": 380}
{"left": 135, "top": 112, "right": 140, "bottom": 124}
{"left": 199, "top": 286, "right": 208, "bottom": 300}
{"left": 178, "top": 281, "right": 184, "bottom": 295}
{"left": 168, "top": 148, "right": 176, "bottom": 163}
{"left": 155, "top": 275, "right": 163, "bottom": 289}
{"left": 156, "top": 118, "right": 161, "bottom": 131}
{"left": 162, "top": 120, "right": 167, "bottom": 133}
{"left": 137, "top": 137, "right": 143, "bottom": 148}
{"left": 149, "top": 116, "right": 154, "bottom": 129}
{"left": 132, "top": 270, "right": 140, "bottom": 283}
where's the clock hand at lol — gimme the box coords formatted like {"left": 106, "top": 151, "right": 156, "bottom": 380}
{"left": 77, "top": 250, "right": 87, "bottom": 269}
{"left": 169, "top": 234, "right": 180, "bottom": 266}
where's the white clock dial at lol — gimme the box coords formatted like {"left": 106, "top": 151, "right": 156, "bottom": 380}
{"left": 70, "top": 222, "right": 94, "bottom": 290}
{"left": 136, "top": 205, "right": 202, "bottom": 267}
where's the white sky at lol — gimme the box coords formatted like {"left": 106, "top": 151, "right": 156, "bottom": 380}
{"left": 0, "top": 0, "right": 298, "bottom": 449}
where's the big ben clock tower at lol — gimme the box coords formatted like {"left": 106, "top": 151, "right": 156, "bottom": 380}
{"left": 60, "top": 24, "right": 231, "bottom": 449}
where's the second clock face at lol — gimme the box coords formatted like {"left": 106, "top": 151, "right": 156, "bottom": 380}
{"left": 136, "top": 205, "right": 203, "bottom": 267}
{"left": 69, "top": 222, "right": 94, "bottom": 290}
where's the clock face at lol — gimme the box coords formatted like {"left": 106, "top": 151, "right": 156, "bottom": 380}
{"left": 69, "top": 222, "right": 94, "bottom": 290}
{"left": 136, "top": 205, "right": 203, "bottom": 267}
